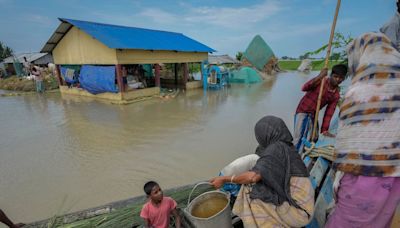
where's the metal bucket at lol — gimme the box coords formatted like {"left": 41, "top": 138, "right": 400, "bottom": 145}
{"left": 184, "top": 182, "right": 232, "bottom": 228}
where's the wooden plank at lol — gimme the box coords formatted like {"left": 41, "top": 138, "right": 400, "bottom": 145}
{"left": 391, "top": 204, "right": 400, "bottom": 228}
{"left": 303, "top": 156, "right": 313, "bottom": 170}
{"left": 308, "top": 169, "right": 334, "bottom": 228}
{"left": 309, "top": 157, "right": 329, "bottom": 189}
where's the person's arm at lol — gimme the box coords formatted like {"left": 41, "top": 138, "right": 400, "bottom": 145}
{"left": 140, "top": 204, "right": 152, "bottom": 228}
{"left": 171, "top": 208, "right": 181, "bottom": 228}
{"left": 301, "top": 68, "right": 328, "bottom": 91}
{"left": 321, "top": 94, "right": 339, "bottom": 137}
{"left": 209, "top": 171, "right": 262, "bottom": 189}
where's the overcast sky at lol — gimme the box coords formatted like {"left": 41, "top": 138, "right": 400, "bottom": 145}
{"left": 0, "top": 0, "right": 396, "bottom": 58}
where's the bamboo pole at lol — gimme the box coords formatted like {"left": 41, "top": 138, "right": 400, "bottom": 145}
{"left": 311, "top": 0, "right": 341, "bottom": 142}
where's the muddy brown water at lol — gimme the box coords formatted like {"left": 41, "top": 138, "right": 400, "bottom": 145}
{"left": 190, "top": 196, "right": 229, "bottom": 219}
{"left": 0, "top": 71, "right": 317, "bottom": 224}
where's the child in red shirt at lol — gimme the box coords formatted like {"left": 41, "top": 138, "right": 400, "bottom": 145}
{"left": 140, "top": 181, "right": 181, "bottom": 228}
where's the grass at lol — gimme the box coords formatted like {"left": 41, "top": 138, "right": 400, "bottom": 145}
{"left": 0, "top": 75, "right": 59, "bottom": 92}
{"left": 278, "top": 60, "right": 343, "bottom": 71}
{"left": 29, "top": 184, "right": 213, "bottom": 228}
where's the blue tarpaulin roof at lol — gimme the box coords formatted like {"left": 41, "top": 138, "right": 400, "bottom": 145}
{"left": 41, "top": 18, "right": 215, "bottom": 53}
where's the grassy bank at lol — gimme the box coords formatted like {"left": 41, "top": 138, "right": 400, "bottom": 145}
{"left": 26, "top": 184, "right": 214, "bottom": 228}
{"left": 0, "top": 76, "right": 59, "bottom": 92}
{"left": 278, "top": 60, "right": 343, "bottom": 71}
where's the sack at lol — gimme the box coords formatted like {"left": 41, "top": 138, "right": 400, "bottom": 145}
{"left": 221, "top": 154, "right": 259, "bottom": 176}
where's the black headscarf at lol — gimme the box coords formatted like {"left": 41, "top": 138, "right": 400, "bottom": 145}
{"left": 250, "top": 116, "right": 309, "bottom": 208}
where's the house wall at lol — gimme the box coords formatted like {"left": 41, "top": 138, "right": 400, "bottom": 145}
{"left": 59, "top": 86, "right": 160, "bottom": 103}
{"left": 116, "top": 50, "right": 207, "bottom": 64}
{"left": 59, "top": 86, "right": 122, "bottom": 101}
{"left": 53, "top": 27, "right": 118, "bottom": 65}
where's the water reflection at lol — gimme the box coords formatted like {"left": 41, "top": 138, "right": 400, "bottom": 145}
{"left": 0, "top": 71, "right": 316, "bottom": 223}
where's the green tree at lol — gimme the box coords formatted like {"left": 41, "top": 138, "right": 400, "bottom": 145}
{"left": 235, "top": 51, "right": 243, "bottom": 61}
{"left": 0, "top": 41, "right": 14, "bottom": 62}
{"left": 304, "top": 32, "right": 353, "bottom": 64}
{"left": 299, "top": 53, "right": 310, "bottom": 60}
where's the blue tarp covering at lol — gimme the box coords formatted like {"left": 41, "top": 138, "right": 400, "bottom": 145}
{"left": 57, "top": 18, "right": 215, "bottom": 52}
{"left": 79, "top": 65, "right": 118, "bottom": 94}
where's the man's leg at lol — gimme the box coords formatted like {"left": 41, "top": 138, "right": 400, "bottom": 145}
{"left": 294, "top": 113, "right": 312, "bottom": 153}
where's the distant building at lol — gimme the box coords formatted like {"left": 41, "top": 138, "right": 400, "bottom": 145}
{"left": 41, "top": 18, "right": 215, "bottom": 102}
{"left": 208, "top": 54, "right": 239, "bottom": 65}
{"left": 2, "top": 53, "right": 53, "bottom": 76}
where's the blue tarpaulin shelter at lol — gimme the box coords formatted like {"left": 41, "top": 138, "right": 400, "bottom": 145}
{"left": 79, "top": 65, "right": 118, "bottom": 94}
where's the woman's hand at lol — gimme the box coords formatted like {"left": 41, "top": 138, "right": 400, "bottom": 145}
{"left": 209, "top": 176, "right": 226, "bottom": 189}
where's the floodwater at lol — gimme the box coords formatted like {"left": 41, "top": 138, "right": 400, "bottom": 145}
{"left": 0, "top": 71, "right": 316, "bottom": 223}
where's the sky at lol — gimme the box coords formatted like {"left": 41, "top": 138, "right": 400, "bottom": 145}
{"left": 0, "top": 0, "right": 396, "bottom": 58}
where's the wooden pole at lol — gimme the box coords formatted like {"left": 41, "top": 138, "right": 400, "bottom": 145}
{"left": 183, "top": 63, "right": 188, "bottom": 88}
{"left": 116, "top": 64, "right": 124, "bottom": 93}
{"left": 174, "top": 63, "right": 178, "bottom": 87}
{"left": 55, "top": 65, "right": 64, "bottom": 86}
{"left": 311, "top": 0, "right": 341, "bottom": 142}
{"left": 154, "top": 64, "right": 161, "bottom": 87}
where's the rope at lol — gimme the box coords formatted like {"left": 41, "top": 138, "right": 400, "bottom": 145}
{"left": 303, "top": 142, "right": 335, "bottom": 161}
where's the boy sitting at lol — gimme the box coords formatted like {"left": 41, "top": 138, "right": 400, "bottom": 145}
{"left": 140, "top": 181, "right": 181, "bottom": 228}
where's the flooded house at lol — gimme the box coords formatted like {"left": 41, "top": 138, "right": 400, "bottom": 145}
{"left": 41, "top": 18, "right": 215, "bottom": 103}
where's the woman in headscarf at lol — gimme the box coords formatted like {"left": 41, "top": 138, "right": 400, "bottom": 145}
{"left": 210, "top": 116, "right": 314, "bottom": 227}
{"left": 326, "top": 32, "right": 400, "bottom": 227}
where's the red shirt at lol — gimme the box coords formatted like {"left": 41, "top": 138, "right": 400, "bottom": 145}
{"left": 140, "top": 196, "right": 177, "bottom": 228}
{"left": 296, "top": 77, "right": 339, "bottom": 133}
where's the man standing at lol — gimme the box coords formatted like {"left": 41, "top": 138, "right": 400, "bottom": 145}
{"left": 293, "top": 64, "right": 347, "bottom": 152}
{"left": 31, "top": 65, "right": 44, "bottom": 93}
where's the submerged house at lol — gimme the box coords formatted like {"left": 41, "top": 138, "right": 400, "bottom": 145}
{"left": 41, "top": 18, "right": 215, "bottom": 102}
{"left": 241, "top": 35, "right": 279, "bottom": 75}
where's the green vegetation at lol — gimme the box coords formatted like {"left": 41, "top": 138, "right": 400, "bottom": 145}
{"left": 304, "top": 32, "right": 353, "bottom": 65}
{"left": 278, "top": 32, "right": 353, "bottom": 71}
{"left": 235, "top": 52, "right": 243, "bottom": 61}
{"left": 278, "top": 60, "right": 343, "bottom": 71}
{"left": 30, "top": 184, "right": 213, "bottom": 228}
{"left": 0, "top": 75, "right": 59, "bottom": 92}
{"left": 0, "top": 41, "right": 13, "bottom": 62}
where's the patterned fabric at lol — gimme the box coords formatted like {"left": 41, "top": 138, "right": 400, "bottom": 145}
{"left": 296, "top": 76, "right": 340, "bottom": 133}
{"left": 233, "top": 177, "right": 314, "bottom": 228}
{"left": 325, "top": 174, "right": 400, "bottom": 228}
{"left": 333, "top": 32, "right": 400, "bottom": 177}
